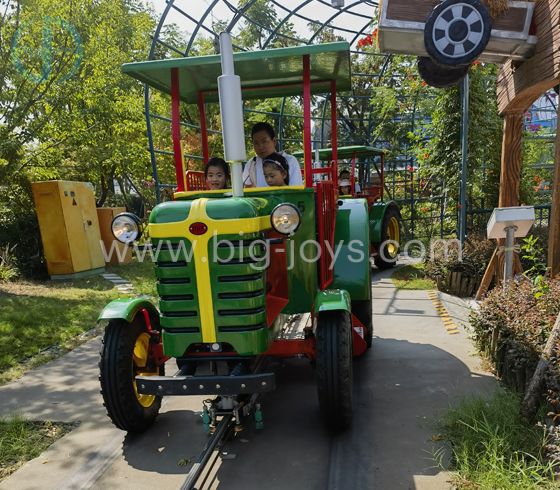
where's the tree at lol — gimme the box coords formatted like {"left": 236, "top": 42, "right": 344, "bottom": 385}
{"left": 0, "top": 0, "right": 162, "bottom": 273}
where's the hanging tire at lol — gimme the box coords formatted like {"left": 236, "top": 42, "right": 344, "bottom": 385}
{"left": 316, "top": 310, "right": 353, "bottom": 431}
{"left": 99, "top": 318, "right": 164, "bottom": 432}
{"left": 417, "top": 56, "right": 470, "bottom": 89}
{"left": 374, "top": 206, "right": 401, "bottom": 270}
{"left": 424, "top": 0, "right": 491, "bottom": 68}
{"left": 352, "top": 296, "right": 373, "bottom": 349}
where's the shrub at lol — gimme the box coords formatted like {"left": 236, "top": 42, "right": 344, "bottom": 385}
{"left": 470, "top": 278, "right": 560, "bottom": 357}
{"left": 424, "top": 233, "right": 495, "bottom": 293}
{"left": 0, "top": 245, "right": 19, "bottom": 282}
{"left": 520, "top": 225, "right": 550, "bottom": 275}
{"left": 0, "top": 208, "right": 46, "bottom": 279}
{"left": 469, "top": 277, "right": 560, "bottom": 418}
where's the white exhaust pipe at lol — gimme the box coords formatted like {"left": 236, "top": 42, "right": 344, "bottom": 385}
{"left": 218, "top": 32, "right": 245, "bottom": 197}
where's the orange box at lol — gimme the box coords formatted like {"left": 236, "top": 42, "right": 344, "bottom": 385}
{"left": 32, "top": 181, "right": 106, "bottom": 279}
{"left": 97, "top": 207, "right": 133, "bottom": 265}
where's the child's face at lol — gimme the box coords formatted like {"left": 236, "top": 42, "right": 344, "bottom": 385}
{"left": 340, "top": 186, "right": 350, "bottom": 195}
{"left": 206, "top": 166, "right": 226, "bottom": 190}
{"left": 263, "top": 165, "right": 287, "bottom": 187}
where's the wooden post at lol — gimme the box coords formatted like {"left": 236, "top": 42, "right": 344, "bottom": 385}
{"left": 483, "top": 113, "right": 523, "bottom": 290}
{"left": 521, "top": 312, "right": 560, "bottom": 420}
{"left": 499, "top": 113, "right": 524, "bottom": 208}
{"left": 476, "top": 249, "right": 498, "bottom": 300}
{"left": 548, "top": 112, "right": 560, "bottom": 277}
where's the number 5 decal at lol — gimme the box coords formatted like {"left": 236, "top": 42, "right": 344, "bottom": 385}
{"left": 297, "top": 201, "right": 305, "bottom": 213}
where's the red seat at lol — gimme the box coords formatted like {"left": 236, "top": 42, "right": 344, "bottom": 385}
{"left": 186, "top": 170, "right": 207, "bottom": 191}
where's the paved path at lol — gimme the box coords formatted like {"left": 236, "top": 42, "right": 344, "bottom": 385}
{"left": 100, "top": 273, "right": 135, "bottom": 294}
{"left": 0, "top": 262, "right": 497, "bottom": 490}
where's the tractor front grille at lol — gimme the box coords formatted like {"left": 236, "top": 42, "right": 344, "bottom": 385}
{"left": 210, "top": 239, "right": 267, "bottom": 334}
{"left": 153, "top": 238, "right": 200, "bottom": 332}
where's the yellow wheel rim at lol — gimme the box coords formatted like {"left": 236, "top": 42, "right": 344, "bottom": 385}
{"left": 386, "top": 216, "right": 400, "bottom": 258}
{"left": 132, "top": 333, "right": 159, "bottom": 408}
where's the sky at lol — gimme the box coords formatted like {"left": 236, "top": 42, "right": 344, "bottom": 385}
{"left": 147, "top": 0, "right": 377, "bottom": 48}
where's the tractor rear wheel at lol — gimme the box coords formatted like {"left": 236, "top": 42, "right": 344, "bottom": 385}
{"left": 374, "top": 206, "right": 401, "bottom": 270}
{"left": 316, "top": 310, "right": 353, "bottom": 430}
{"left": 352, "top": 295, "right": 373, "bottom": 349}
{"left": 99, "top": 318, "right": 164, "bottom": 432}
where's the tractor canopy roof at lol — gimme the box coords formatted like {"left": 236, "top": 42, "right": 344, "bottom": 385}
{"left": 121, "top": 42, "right": 352, "bottom": 104}
{"left": 292, "top": 145, "right": 384, "bottom": 160}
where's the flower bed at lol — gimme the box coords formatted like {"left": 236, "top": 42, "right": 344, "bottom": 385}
{"left": 469, "top": 277, "right": 560, "bottom": 463}
{"left": 423, "top": 234, "right": 495, "bottom": 296}
{"left": 470, "top": 278, "right": 560, "bottom": 395}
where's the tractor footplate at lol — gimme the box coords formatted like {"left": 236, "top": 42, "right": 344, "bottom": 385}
{"left": 135, "top": 372, "right": 275, "bottom": 396}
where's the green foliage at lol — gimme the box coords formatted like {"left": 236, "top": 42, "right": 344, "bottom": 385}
{"left": 521, "top": 234, "right": 550, "bottom": 300}
{"left": 523, "top": 127, "right": 555, "bottom": 207}
{"left": 391, "top": 262, "right": 435, "bottom": 290}
{"left": 469, "top": 277, "right": 560, "bottom": 407}
{"left": 435, "top": 390, "right": 559, "bottom": 489}
{"left": 0, "top": 276, "right": 118, "bottom": 373}
{"left": 237, "top": 0, "right": 299, "bottom": 49}
{"left": 0, "top": 0, "right": 171, "bottom": 271}
{"left": 0, "top": 413, "right": 78, "bottom": 482}
{"left": 0, "top": 208, "right": 45, "bottom": 278}
{"left": 411, "top": 64, "right": 503, "bottom": 208}
{"left": 0, "top": 245, "right": 19, "bottom": 282}
{"left": 423, "top": 233, "right": 495, "bottom": 289}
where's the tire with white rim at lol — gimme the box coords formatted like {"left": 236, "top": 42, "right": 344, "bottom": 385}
{"left": 424, "top": 0, "right": 492, "bottom": 68}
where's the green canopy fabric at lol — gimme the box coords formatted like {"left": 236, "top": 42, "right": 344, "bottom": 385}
{"left": 292, "top": 145, "right": 384, "bottom": 160}
{"left": 121, "top": 42, "right": 351, "bottom": 104}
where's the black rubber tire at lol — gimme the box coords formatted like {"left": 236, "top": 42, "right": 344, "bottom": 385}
{"left": 417, "top": 56, "right": 470, "bottom": 89}
{"left": 316, "top": 310, "right": 353, "bottom": 431}
{"left": 424, "top": 0, "right": 491, "bottom": 68}
{"left": 99, "top": 318, "right": 163, "bottom": 432}
{"left": 352, "top": 296, "right": 373, "bottom": 349}
{"left": 374, "top": 206, "right": 401, "bottom": 270}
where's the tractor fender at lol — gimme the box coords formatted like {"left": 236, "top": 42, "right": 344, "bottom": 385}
{"left": 369, "top": 201, "right": 400, "bottom": 243}
{"left": 314, "top": 289, "right": 351, "bottom": 316}
{"left": 330, "top": 198, "right": 370, "bottom": 301}
{"left": 98, "top": 298, "right": 160, "bottom": 327}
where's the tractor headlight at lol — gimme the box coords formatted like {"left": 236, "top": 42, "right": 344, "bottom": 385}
{"left": 111, "top": 213, "right": 143, "bottom": 243}
{"left": 270, "top": 203, "right": 301, "bottom": 236}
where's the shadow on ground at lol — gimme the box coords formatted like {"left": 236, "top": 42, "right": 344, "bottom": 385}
{"left": 118, "top": 338, "right": 494, "bottom": 490}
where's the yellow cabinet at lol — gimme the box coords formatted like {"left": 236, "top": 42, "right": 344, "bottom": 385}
{"left": 32, "top": 181, "right": 106, "bottom": 279}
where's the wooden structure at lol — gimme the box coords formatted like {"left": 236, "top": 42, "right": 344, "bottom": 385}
{"left": 476, "top": 0, "right": 560, "bottom": 298}
{"left": 378, "top": 0, "right": 536, "bottom": 64}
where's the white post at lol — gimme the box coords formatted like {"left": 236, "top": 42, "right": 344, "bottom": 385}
{"left": 503, "top": 225, "right": 517, "bottom": 288}
{"left": 217, "top": 32, "right": 246, "bottom": 197}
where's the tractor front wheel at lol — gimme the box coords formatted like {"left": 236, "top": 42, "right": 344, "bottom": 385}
{"left": 99, "top": 318, "right": 164, "bottom": 432}
{"left": 374, "top": 206, "right": 401, "bottom": 270}
{"left": 316, "top": 310, "right": 353, "bottom": 430}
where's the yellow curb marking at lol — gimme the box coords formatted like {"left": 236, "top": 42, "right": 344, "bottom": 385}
{"left": 427, "top": 291, "right": 459, "bottom": 335}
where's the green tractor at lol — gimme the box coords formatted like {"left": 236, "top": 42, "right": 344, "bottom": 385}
{"left": 293, "top": 145, "right": 401, "bottom": 270}
{"left": 98, "top": 38, "right": 401, "bottom": 444}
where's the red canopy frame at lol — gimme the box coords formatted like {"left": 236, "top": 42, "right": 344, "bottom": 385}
{"left": 169, "top": 55, "right": 339, "bottom": 190}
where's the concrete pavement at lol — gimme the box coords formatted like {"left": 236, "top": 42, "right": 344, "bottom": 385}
{"left": 0, "top": 262, "right": 498, "bottom": 490}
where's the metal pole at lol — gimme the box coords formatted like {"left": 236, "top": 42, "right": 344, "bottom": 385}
{"left": 503, "top": 225, "right": 517, "bottom": 287}
{"left": 459, "top": 74, "right": 469, "bottom": 247}
{"left": 179, "top": 413, "right": 233, "bottom": 490}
